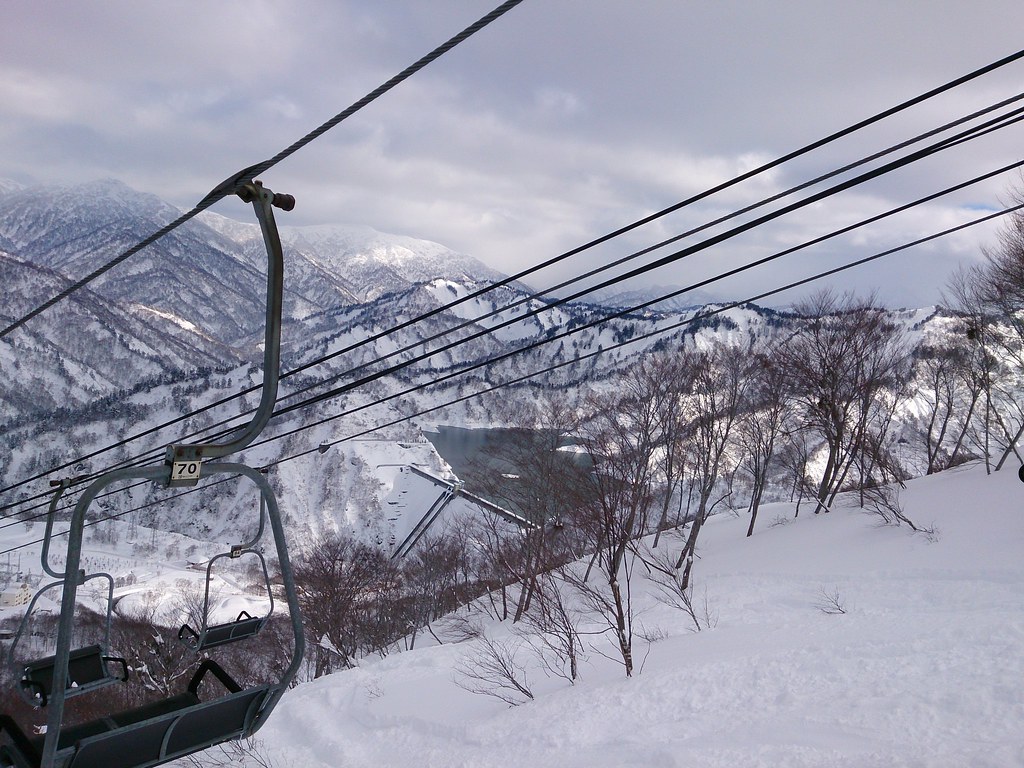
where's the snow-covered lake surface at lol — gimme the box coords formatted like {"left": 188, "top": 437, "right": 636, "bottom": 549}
{"left": 254, "top": 462, "right": 1024, "bottom": 768}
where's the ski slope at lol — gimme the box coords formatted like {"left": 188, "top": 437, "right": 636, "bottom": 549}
{"left": 255, "top": 461, "right": 1024, "bottom": 768}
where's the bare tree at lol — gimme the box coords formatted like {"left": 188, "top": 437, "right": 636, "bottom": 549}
{"left": 969, "top": 209, "right": 1024, "bottom": 367}
{"left": 112, "top": 599, "right": 196, "bottom": 701}
{"left": 467, "top": 510, "right": 524, "bottom": 623}
{"left": 570, "top": 369, "right": 664, "bottom": 677}
{"left": 736, "top": 346, "right": 789, "bottom": 536}
{"left": 851, "top": 355, "right": 913, "bottom": 503}
{"left": 861, "top": 483, "right": 929, "bottom": 534}
{"left": 816, "top": 586, "right": 847, "bottom": 615}
{"left": 462, "top": 394, "right": 590, "bottom": 623}
{"left": 777, "top": 291, "right": 908, "bottom": 511}
{"left": 454, "top": 634, "right": 534, "bottom": 706}
{"left": 777, "top": 422, "right": 815, "bottom": 517}
{"left": 518, "top": 573, "right": 583, "bottom": 683}
{"left": 401, "top": 532, "right": 464, "bottom": 648}
{"left": 942, "top": 206, "right": 1024, "bottom": 473}
{"left": 675, "top": 342, "right": 750, "bottom": 589}
{"left": 292, "top": 532, "right": 393, "bottom": 676}
{"left": 643, "top": 353, "right": 697, "bottom": 550}
{"left": 914, "top": 341, "right": 983, "bottom": 474}
{"left": 644, "top": 547, "right": 717, "bottom": 633}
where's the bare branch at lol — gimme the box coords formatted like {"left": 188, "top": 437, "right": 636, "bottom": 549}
{"left": 454, "top": 634, "right": 534, "bottom": 706}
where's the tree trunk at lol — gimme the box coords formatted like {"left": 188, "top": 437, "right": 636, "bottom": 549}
{"left": 746, "top": 482, "right": 764, "bottom": 537}
{"left": 609, "top": 579, "right": 632, "bottom": 677}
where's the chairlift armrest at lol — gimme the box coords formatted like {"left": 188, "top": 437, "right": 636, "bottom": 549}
{"left": 18, "top": 677, "right": 47, "bottom": 708}
{"left": 104, "top": 655, "right": 130, "bottom": 683}
{"left": 188, "top": 659, "right": 242, "bottom": 697}
{"left": 178, "top": 623, "right": 200, "bottom": 646}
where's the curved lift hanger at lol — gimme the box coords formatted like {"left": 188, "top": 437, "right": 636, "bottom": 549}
{"left": 0, "top": 182, "right": 305, "bottom": 768}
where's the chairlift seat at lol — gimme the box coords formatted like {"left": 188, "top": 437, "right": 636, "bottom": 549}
{"left": 178, "top": 611, "right": 266, "bottom": 651}
{"left": 19, "top": 645, "right": 128, "bottom": 707}
{"left": 0, "top": 660, "right": 271, "bottom": 768}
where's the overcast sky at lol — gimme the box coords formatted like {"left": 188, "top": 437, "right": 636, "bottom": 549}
{"left": 3, "top": 1, "right": 1024, "bottom": 309}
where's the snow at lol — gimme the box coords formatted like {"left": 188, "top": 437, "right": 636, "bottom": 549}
{"left": 252, "top": 462, "right": 1024, "bottom": 767}
{"left": 0, "top": 521, "right": 226, "bottom": 626}
{"left": 1, "top": 454, "right": 1022, "bottom": 766}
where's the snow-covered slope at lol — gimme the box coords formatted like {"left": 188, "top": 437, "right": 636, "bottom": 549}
{"left": 0, "top": 178, "right": 993, "bottom": 561}
{"left": 257, "top": 462, "right": 1024, "bottom": 767}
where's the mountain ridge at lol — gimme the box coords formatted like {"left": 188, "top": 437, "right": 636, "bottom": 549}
{"left": 0, "top": 179, "right": 974, "bottom": 553}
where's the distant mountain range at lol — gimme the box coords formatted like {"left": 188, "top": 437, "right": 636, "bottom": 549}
{"left": 583, "top": 285, "right": 722, "bottom": 312}
{"left": 0, "top": 180, "right": 512, "bottom": 423}
{"left": 0, "top": 179, "right": 957, "bottom": 549}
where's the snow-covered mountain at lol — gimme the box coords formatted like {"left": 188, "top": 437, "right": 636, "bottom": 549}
{"left": 0, "top": 178, "right": 971, "bottom": 552}
{"left": 584, "top": 284, "right": 722, "bottom": 311}
{"left": 0, "top": 180, "right": 506, "bottom": 344}
{"left": 0, "top": 181, "right": 510, "bottom": 423}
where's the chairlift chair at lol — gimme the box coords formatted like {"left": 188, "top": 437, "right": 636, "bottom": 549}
{"left": 0, "top": 464, "right": 304, "bottom": 768}
{"left": 0, "top": 659, "right": 268, "bottom": 768}
{"left": 0, "top": 182, "right": 304, "bottom": 768}
{"left": 11, "top": 582, "right": 129, "bottom": 709}
{"left": 177, "top": 545, "right": 275, "bottom": 652}
{"left": 7, "top": 481, "right": 128, "bottom": 710}
{"left": 177, "top": 482, "right": 275, "bottom": 652}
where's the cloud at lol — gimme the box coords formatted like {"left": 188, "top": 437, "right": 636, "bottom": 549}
{"left": 3, "top": 0, "right": 1024, "bottom": 308}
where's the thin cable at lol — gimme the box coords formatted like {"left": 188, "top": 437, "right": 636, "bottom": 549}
{"left": 257, "top": 202, "right": 1024, "bottom": 461}
{"left": 236, "top": 159, "right": 1024, "bottom": 454}
{"left": 3, "top": 59, "right": 1022, "bottom": 482}
{"left": 268, "top": 119, "right": 1024, "bottom": 418}
{"left": 197, "top": 52, "right": 1024, "bottom": 395}
{"left": 2, "top": 35, "right": 1021, "bottom": 347}
{"left": 264, "top": 96, "right": 1024, "bottom": 403}
{"left": 71, "top": 110, "right": 1018, "bottom": 481}
{"left": 0, "top": 0, "right": 526, "bottom": 341}
{"left": 4, "top": 201, "right": 1019, "bottom": 558}
{"left": 4, "top": 96, "right": 1022, "bottom": 506}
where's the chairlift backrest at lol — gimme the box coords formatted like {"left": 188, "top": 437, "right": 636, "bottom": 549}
{"left": 179, "top": 610, "right": 266, "bottom": 651}
{"left": 19, "top": 644, "right": 128, "bottom": 708}
{"left": 0, "top": 661, "right": 270, "bottom": 768}
{"left": 8, "top": 571, "right": 122, "bottom": 709}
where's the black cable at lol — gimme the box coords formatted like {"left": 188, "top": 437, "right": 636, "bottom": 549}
{"left": 266, "top": 117, "right": 1024, "bottom": 419}
{"left": 62, "top": 103, "right": 1023, "bottom": 486}
{"left": 3, "top": 36, "right": 1022, "bottom": 357}
{"left": 0, "top": 0, "right": 526, "bottom": 341}
{"left": 245, "top": 160, "right": 1024, "bottom": 451}
{"left": 5, "top": 49, "right": 1024, "bottom": 501}
{"left": 4, "top": 93, "right": 1023, "bottom": 508}
{"left": 267, "top": 97, "right": 1024, "bottom": 405}
{"left": 97, "top": 98, "right": 1024, "bottom": 470}
{"left": 243, "top": 93, "right": 1024, "bottom": 423}
{"left": 4, "top": 201, "right": 1019, "bottom": 559}
{"left": 5, "top": 58, "right": 1023, "bottom": 496}
{"left": 295, "top": 201, "right": 1024, "bottom": 462}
